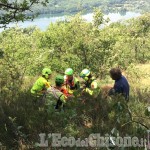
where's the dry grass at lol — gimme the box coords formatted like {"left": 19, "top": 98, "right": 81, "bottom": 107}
{"left": 135, "top": 63, "right": 150, "bottom": 87}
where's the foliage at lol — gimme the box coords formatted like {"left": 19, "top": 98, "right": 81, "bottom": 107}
{"left": 0, "top": 11, "right": 150, "bottom": 149}
{"left": 25, "top": 0, "right": 150, "bottom": 16}
{"left": 0, "top": 0, "right": 150, "bottom": 27}
{"left": 0, "top": 0, "right": 49, "bottom": 27}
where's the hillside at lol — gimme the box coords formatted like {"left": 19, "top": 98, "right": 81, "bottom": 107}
{"left": 0, "top": 11, "right": 150, "bottom": 149}
{"left": 30, "top": 0, "right": 150, "bottom": 15}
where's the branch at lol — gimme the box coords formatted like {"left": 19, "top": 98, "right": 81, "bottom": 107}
{"left": 0, "top": 0, "right": 39, "bottom": 12}
{"left": 0, "top": 0, "right": 48, "bottom": 27}
{"left": 0, "top": 3, "right": 19, "bottom": 10}
{"left": 121, "top": 120, "right": 149, "bottom": 129}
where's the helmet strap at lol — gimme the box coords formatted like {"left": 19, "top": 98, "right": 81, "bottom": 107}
{"left": 42, "top": 74, "right": 48, "bottom": 79}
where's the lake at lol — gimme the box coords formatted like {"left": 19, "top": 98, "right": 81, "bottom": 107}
{"left": 0, "top": 11, "right": 141, "bottom": 32}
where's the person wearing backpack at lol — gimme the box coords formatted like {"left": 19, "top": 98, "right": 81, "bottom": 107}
{"left": 46, "top": 75, "right": 67, "bottom": 110}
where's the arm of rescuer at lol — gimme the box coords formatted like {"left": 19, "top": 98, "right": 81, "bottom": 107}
{"left": 85, "top": 80, "right": 98, "bottom": 95}
{"left": 31, "top": 77, "right": 50, "bottom": 96}
{"left": 59, "top": 94, "right": 67, "bottom": 104}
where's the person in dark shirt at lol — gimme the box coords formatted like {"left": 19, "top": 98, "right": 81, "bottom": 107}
{"left": 109, "top": 68, "right": 130, "bottom": 101}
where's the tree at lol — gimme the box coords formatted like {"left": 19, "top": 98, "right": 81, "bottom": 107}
{"left": 0, "top": 0, "right": 49, "bottom": 28}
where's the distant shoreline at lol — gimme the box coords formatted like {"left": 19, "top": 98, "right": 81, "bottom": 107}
{"left": 0, "top": 11, "right": 141, "bottom": 32}
{"left": 36, "top": 1, "right": 148, "bottom": 16}
{"left": 1, "top": 0, "right": 148, "bottom": 17}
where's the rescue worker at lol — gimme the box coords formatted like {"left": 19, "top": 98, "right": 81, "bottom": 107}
{"left": 31, "top": 68, "right": 52, "bottom": 96}
{"left": 108, "top": 68, "right": 130, "bottom": 101}
{"left": 46, "top": 75, "right": 66, "bottom": 110}
{"left": 64, "top": 68, "right": 80, "bottom": 95}
{"left": 79, "top": 69, "right": 98, "bottom": 95}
